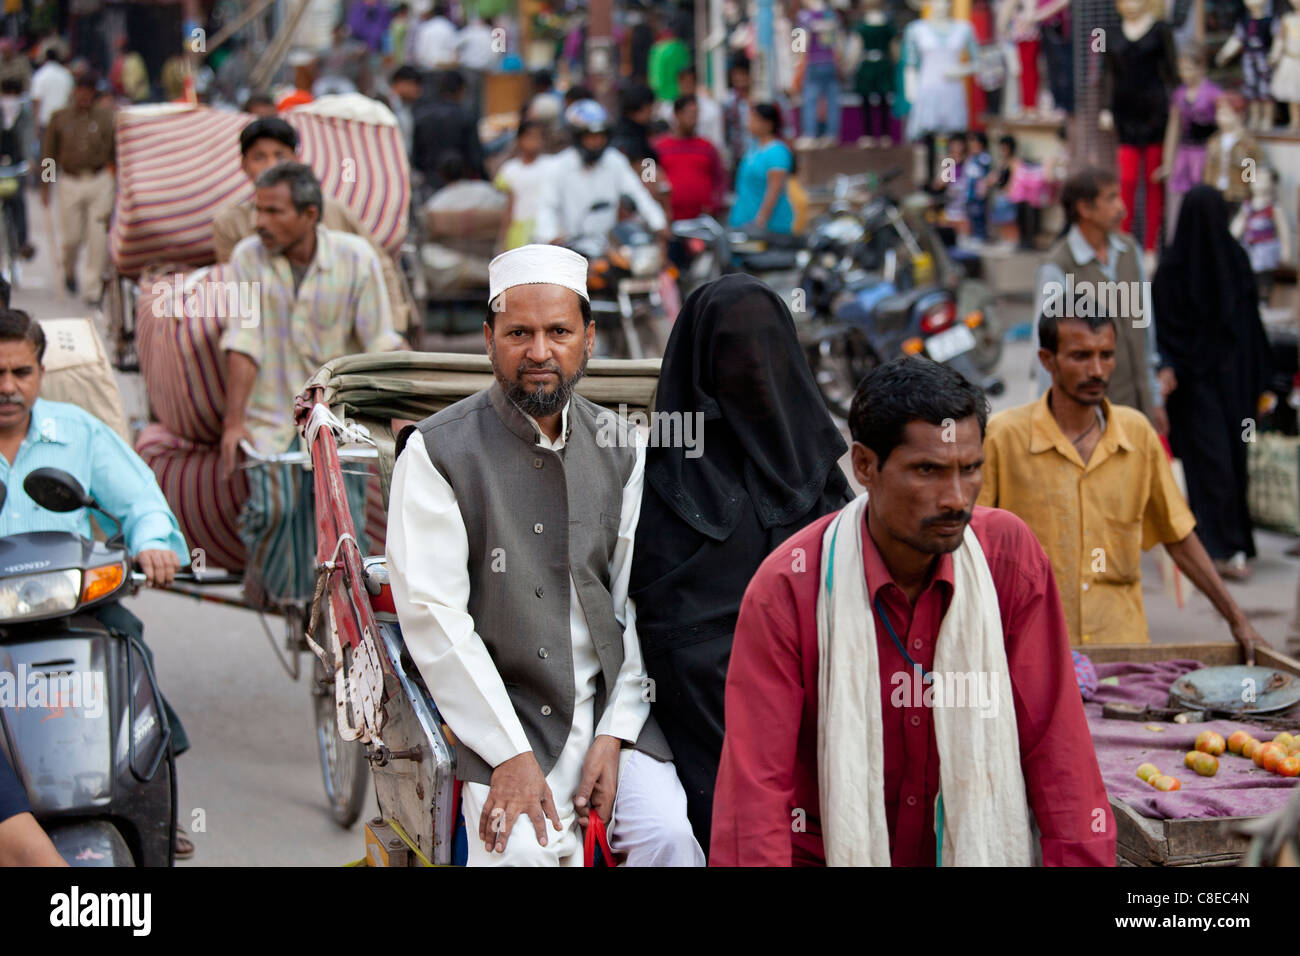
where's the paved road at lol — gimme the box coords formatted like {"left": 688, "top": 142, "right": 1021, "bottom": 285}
{"left": 9, "top": 200, "right": 1299, "bottom": 866}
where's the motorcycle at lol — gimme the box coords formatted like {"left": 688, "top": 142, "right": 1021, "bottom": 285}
{"left": 567, "top": 198, "right": 668, "bottom": 360}
{"left": 794, "top": 173, "right": 1005, "bottom": 418}
{"left": 0, "top": 468, "right": 176, "bottom": 866}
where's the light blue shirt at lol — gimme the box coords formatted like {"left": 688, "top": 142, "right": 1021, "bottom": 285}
{"left": 0, "top": 398, "right": 188, "bottom": 562}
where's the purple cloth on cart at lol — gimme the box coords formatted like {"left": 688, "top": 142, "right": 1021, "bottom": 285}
{"left": 1087, "top": 659, "right": 1300, "bottom": 821}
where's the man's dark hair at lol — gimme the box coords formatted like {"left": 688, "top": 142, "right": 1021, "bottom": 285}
{"left": 243, "top": 92, "right": 275, "bottom": 113}
{"left": 997, "top": 134, "right": 1016, "bottom": 155}
{"left": 531, "top": 68, "right": 554, "bottom": 91}
{"left": 391, "top": 65, "right": 422, "bottom": 85}
{"left": 240, "top": 116, "right": 299, "bottom": 156}
{"left": 43, "top": 46, "right": 63, "bottom": 65}
{"left": 620, "top": 82, "right": 655, "bottom": 117}
{"left": 564, "top": 84, "right": 594, "bottom": 106}
{"left": 729, "top": 54, "right": 751, "bottom": 75}
{"left": 672, "top": 94, "right": 696, "bottom": 115}
{"left": 677, "top": 65, "right": 697, "bottom": 81}
{"left": 516, "top": 117, "right": 544, "bottom": 138}
{"left": 485, "top": 293, "right": 592, "bottom": 329}
{"left": 1037, "top": 311, "right": 1117, "bottom": 354}
{"left": 0, "top": 308, "right": 46, "bottom": 363}
{"left": 848, "top": 357, "right": 990, "bottom": 465}
{"left": 75, "top": 72, "right": 98, "bottom": 91}
{"left": 970, "top": 130, "right": 988, "bottom": 150}
{"left": 435, "top": 149, "right": 465, "bottom": 184}
{"left": 1061, "top": 166, "right": 1118, "bottom": 225}
{"left": 434, "top": 68, "right": 465, "bottom": 98}
{"left": 254, "top": 161, "right": 323, "bottom": 215}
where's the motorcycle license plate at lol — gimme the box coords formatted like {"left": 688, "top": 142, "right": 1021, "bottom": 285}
{"left": 925, "top": 324, "right": 976, "bottom": 363}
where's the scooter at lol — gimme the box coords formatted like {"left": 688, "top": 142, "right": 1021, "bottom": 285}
{"left": 568, "top": 197, "right": 667, "bottom": 359}
{"left": 0, "top": 468, "right": 175, "bottom": 866}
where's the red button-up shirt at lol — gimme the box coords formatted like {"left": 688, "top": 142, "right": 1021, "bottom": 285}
{"left": 710, "top": 505, "right": 1115, "bottom": 866}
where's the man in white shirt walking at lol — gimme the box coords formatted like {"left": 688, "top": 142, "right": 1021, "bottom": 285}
{"left": 411, "top": 2, "right": 459, "bottom": 71}
{"left": 386, "top": 244, "right": 702, "bottom": 867}
{"left": 30, "top": 46, "right": 73, "bottom": 143}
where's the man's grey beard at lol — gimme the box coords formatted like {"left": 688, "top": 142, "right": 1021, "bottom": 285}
{"left": 490, "top": 345, "right": 588, "bottom": 420}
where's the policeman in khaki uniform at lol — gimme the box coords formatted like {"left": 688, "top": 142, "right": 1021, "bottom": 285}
{"left": 41, "top": 73, "right": 114, "bottom": 304}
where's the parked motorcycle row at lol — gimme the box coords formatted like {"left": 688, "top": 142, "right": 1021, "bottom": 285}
{"left": 405, "top": 168, "right": 1008, "bottom": 418}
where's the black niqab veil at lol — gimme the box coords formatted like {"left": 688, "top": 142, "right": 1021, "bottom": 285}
{"left": 645, "top": 273, "right": 851, "bottom": 541}
{"left": 1154, "top": 185, "right": 1266, "bottom": 379}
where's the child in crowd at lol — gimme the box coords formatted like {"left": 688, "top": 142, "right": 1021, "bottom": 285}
{"left": 494, "top": 119, "right": 554, "bottom": 250}
{"left": 930, "top": 134, "right": 969, "bottom": 235}
{"left": 964, "top": 130, "right": 993, "bottom": 241}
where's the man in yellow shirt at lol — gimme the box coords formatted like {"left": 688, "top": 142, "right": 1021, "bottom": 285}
{"left": 977, "top": 310, "right": 1265, "bottom": 661}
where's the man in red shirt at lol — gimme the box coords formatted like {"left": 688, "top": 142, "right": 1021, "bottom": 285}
{"left": 711, "top": 357, "right": 1115, "bottom": 866}
{"left": 654, "top": 95, "right": 726, "bottom": 223}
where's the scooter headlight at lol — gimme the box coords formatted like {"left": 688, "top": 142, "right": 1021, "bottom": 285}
{"left": 0, "top": 569, "right": 81, "bottom": 622}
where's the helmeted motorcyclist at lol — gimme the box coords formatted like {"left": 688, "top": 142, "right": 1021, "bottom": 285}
{"left": 533, "top": 99, "right": 668, "bottom": 248}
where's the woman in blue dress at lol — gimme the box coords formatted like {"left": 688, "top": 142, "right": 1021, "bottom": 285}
{"left": 728, "top": 102, "right": 795, "bottom": 235}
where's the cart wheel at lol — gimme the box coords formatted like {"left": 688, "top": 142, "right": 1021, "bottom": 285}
{"left": 310, "top": 609, "right": 370, "bottom": 829}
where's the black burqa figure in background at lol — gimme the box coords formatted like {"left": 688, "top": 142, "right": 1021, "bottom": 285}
{"left": 630, "top": 274, "right": 853, "bottom": 856}
{"left": 1153, "top": 185, "right": 1272, "bottom": 569}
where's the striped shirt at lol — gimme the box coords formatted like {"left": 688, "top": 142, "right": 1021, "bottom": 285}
{"left": 224, "top": 225, "right": 403, "bottom": 453}
{"left": 0, "top": 398, "right": 188, "bottom": 561}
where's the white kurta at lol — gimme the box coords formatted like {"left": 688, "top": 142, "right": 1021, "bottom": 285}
{"left": 387, "top": 402, "right": 701, "bottom": 865}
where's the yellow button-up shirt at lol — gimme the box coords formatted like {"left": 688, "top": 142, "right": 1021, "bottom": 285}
{"left": 976, "top": 391, "right": 1196, "bottom": 645}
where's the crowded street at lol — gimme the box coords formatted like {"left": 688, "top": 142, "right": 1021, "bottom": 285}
{"left": 2, "top": 0, "right": 1300, "bottom": 914}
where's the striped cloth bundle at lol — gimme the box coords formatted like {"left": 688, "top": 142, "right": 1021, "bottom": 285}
{"left": 136, "top": 422, "right": 250, "bottom": 573}
{"left": 110, "top": 102, "right": 409, "bottom": 277}
{"left": 135, "top": 266, "right": 389, "bottom": 573}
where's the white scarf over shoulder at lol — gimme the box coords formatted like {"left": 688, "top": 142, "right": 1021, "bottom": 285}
{"left": 815, "top": 493, "right": 1035, "bottom": 866}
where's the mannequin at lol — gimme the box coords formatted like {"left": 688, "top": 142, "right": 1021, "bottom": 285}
{"left": 996, "top": 0, "right": 1039, "bottom": 114}
{"left": 1202, "top": 92, "right": 1260, "bottom": 207}
{"left": 1215, "top": 0, "right": 1274, "bottom": 132}
{"left": 1156, "top": 41, "right": 1220, "bottom": 236}
{"left": 1099, "top": 0, "right": 1177, "bottom": 253}
{"left": 903, "top": 0, "right": 978, "bottom": 142}
{"left": 796, "top": 0, "right": 843, "bottom": 147}
{"left": 1231, "top": 166, "right": 1291, "bottom": 302}
{"left": 849, "top": 0, "right": 898, "bottom": 145}
{"left": 1270, "top": 0, "right": 1300, "bottom": 132}
{"left": 1036, "top": 0, "right": 1073, "bottom": 114}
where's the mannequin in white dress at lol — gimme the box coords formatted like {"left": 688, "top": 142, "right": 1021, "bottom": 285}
{"left": 903, "top": 0, "right": 979, "bottom": 141}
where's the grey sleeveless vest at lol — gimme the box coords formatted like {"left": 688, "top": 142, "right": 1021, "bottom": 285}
{"left": 413, "top": 383, "right": 671, "bottom": 784}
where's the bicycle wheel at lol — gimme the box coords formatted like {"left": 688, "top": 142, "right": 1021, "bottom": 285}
{"left": 310, "top": 605, "right": 370, "bottom": 829}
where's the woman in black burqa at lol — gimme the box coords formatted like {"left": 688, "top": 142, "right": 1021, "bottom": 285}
{"left": 1153, "top": 184, "right": 1272, "bottom": 579}
{"left": 630, "top": 273, "right": 852, "bottom": 855}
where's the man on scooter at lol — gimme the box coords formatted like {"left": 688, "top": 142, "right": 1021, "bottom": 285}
{"left": 533, "top": 99, "right": 669, "bottom": 251}
{"left": 0, "top": 309, "right": 194, "bottom": 857}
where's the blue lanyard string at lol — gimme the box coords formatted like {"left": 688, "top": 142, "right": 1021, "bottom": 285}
{"left": 873, "top": 594, "right": 931, "bottom": 681}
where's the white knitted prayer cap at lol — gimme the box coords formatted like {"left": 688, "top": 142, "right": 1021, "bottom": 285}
{"left": 488, "top": 244, "right": 590, "bottom": 308}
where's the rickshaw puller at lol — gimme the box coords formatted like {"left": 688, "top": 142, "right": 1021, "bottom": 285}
{"left": 387, "top": 245, "right": 703, "bottom": 866}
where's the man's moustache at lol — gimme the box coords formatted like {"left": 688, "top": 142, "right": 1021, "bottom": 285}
{"left": 923, "top": 511, "right": 970, "bottom": 528}
{"left": 0, "top": 393, "right": 25, "bottom": 406}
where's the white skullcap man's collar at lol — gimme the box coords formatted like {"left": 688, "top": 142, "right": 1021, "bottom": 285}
{"left": 488, "top": 244, "right": 590, "bottom": 308}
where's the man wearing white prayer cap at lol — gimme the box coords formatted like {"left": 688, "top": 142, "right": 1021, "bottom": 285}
{"left": 386, "top": 244, "right": 704, "bottom": 866}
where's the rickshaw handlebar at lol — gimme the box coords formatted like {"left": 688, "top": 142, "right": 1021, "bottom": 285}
{"left": 238, "top": 439, "right": 378, "bottom": 468}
